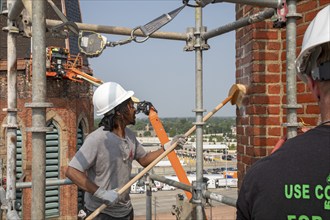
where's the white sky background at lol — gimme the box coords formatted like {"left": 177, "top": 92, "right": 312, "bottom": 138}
{"left": 79, "top": 0, "right": 236, "bottom": 118}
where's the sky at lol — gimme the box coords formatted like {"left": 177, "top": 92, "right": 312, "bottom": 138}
{"left": 79, "top": 0, "right": 236, "bottom": 118}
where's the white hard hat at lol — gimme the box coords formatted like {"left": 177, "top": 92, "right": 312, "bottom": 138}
{"left": 295, "top": 5, "right": 330, "bottom": 82}
{"left": 93, "top": 82, "right": 135, "bottom": 116}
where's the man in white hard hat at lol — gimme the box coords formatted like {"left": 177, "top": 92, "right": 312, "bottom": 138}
{"left": 66, "top": 82, "right": 186, "bottom": 219}
{"left": 236, "top": 5, "right": 330, "bottom": 220}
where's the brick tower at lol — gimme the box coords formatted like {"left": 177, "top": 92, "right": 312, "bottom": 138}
{"left": 235, "top": 1, "right": 328, "bottom": 188}
{"left": 0, "top": 0, "right": 93, "bottom": 218}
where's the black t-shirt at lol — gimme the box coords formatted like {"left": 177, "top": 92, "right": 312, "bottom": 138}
{"left": 236, "top": 125, "right": 330, "bottom": 220}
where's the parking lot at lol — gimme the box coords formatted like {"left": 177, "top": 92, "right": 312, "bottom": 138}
{"left": 132, "top": 187, "right": 237, "bottom": 219}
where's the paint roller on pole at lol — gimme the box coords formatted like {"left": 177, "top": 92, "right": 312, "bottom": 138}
{"left": 86, "top": 83, "right": 246, "bottom": 219}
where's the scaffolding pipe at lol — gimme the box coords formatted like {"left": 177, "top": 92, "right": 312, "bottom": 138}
{"left": 145, "top": 175, "right": 152, "bottom": 219}
{"left": 7, "top": 0, "right": 24, "bottom": 20}
{"left": 202, "top": 8, "right": 275, "bottom": 40}
{"left": 285, "top": 0, "right": 299, "bottom": 139}
{"left": 150, "top": 174, "right": 191, "bottom": 192}
{"left": 213, "top": 0, "right": 282, "bottom": 8}
{"left": 45, "top": 19, "right": 188, "bottom": 41}
{"left": 194, "top": 6, "right": 205, "bottom": 220}
{"left": 6, "top": 0, "right": 18, "bottom": 218}
{"left": 16, "top": 178, "right": 72, "bottom": 189}
{"left": 204, "top": 191, "right": 236, "bottom": 207}
{"left": 149, "top": 174, "right": 236, "bottom": 207}
{"left": 30, "top": 1, "right": 47, "bottom": 219}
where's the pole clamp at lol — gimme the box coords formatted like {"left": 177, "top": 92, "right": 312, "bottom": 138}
{"left": 184, "top": 27, "right": 210, "bottom": 52}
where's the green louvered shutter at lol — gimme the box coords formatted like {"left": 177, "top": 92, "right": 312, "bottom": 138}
{"left": 77, "top": 125, "right": 84, "bottom": 211}
{"left": 45, "top": 123, "right": 60, "bottom": 218}
{"left": 0, "top": 0, "right": 7, "bottom": 12}
{"left": 16, "top": 129, "right": 23, "bottom": 216}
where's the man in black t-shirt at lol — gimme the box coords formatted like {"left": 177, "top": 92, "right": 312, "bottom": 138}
{"left": 236, "top": 5, "right": 330, "bottom": 220}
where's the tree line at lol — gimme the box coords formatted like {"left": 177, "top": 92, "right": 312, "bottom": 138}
{"left": 95, "top": 116, "right": 236, "bottom": 137}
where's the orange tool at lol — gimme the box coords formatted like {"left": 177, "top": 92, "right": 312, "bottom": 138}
{"left": 141, "top": 102, "right": 192, "bottom": 199}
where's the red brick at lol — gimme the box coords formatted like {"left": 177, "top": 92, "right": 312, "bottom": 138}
{"left": 237, "top": 144, "right": 245, "bottom": 155}
{"left": 238, "top": 116, "right": 250, "bottom": 125}
{"left": 268, "top": 127, "right": 282, "bottom": 136}
{"left": 246, "top": 126, "right": 266, "bottom": 136}
{"left": 252, "top": 63, "right": 265, "bottom": 72}
{"left": 254, "top": 147, "right": 268, "bottom": 157}
{"left": 240, "top": 135, "right": 249, "bottom": 145}
{"left": 320, "top": 0, "right": 329, "bottom": 6}
{"left": 305, "top": 10, "right": 320, "bottom": 22}
{"left": 297, "top": 82, "right": 308, "bottom": 93}
{"left": 297, "top": 93, "right": 318, "bottom": 103}
{"left": 251, "top": 116, "right": 281, "bottom": 126}
{"left": 297, "top": 23, "right": 309, "bottom": 37}
{"left": 249, "top": 84, "right": 266, "bottom": 94}
{"left": 236, "top": 126, "right": 245, "bottom": 136}
{"left": 267, "top": 84, "right": 281, "bottom": 94}
{"left": 251, "top": 21, "right": 267, "bottom": 29}
{"left": 253, "top": 31, "right": 279, "bottom": 40}
{"left": 297, "top": 1, "right": 318, "bottom": 14}
{"left": 250, "top": 95, "right": 281, "bottom": 105}
{"left": 298, "top": 117, "right": 320, "bottom": 127}
{"left": 252, "top": 41, "right": 266, "bottom": 50}
{"left": 267, "top": 64, "right": 280, "bottom": 73}
{"left": 251, "top": 74, "right": 280, "bottom": 83}
{"left": 242, "top": 155, "right": 253, "bottom": 166}
{"left": 306, "top": 105, "right": 320, "bottom": 114}
{"left": 252, "top": 137, "right": 280, "bottom": 147}
{"left": 236, "top": 28, "right": 244, "bottom": 39}
{"left": 267, "top": 42, "right": 281, "bottom": 50}
{"left": 267, "top": 106, "right": 281, "bottom": 115}
{"left": 246, "top": 105, "right": 267, "bottom": 114}
{"left": 253, "top": 51, "right": 279, "bottom": 61}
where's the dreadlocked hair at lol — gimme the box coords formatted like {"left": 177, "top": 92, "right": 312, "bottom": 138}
{"left": 99, "top": 98, "right": 131, "bottom": 131}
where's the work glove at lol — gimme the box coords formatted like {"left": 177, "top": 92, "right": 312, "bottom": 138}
{"left": 93, "top": 187, "right": 119, "bottom": 205}
{"left": 163, "top": 135, "right": 187, "bottom": 151}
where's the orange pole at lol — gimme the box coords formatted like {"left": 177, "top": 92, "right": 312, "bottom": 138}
{"left": 148, "top": 109, "right": 192, "bottom": 200}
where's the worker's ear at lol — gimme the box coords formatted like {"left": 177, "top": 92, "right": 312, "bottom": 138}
{"left": 307, "top": 76, "right": 320, "bottom": 101}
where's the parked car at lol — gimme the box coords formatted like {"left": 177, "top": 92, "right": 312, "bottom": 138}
{"left": 162, "top": 184, "right": 176, "bottom": 191}
{"left": 151, "top": 187, "right": 158, "bottom": 192}
{"left": 154, "top": 181, "right": 163, "bottom": 190}
{"left": 222, "top": 154, "right": 233, "bottom": 160}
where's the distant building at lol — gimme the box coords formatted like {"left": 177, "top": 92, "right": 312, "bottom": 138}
{"left": 178, "top": 143, "right": 228, "bottom": 159}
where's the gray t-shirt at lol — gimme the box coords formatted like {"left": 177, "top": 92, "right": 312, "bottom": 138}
{"left": 69, "top": 126, "right": 147, "bottom": 217}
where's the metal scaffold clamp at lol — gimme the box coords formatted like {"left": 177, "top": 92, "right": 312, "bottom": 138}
{"left": 184, "top": 27, "right": 210, "bottom": 52}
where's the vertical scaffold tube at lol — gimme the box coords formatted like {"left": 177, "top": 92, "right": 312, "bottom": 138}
{"left": 31, "top": 1, "right": 46, "bottom": 219}
{"left": 6, "top": 0, "right": 18, "bottom": 218}
{"left": 194, "top": 6, "right": 204, "bottom": 220}
{"left": 286, "top": 0, "right": 299, "bottom": 139}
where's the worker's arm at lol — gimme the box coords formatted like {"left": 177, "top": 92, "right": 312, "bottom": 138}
{"left": 136, "top": 135, "right": 187, "bottom": 167}
{"left": 66, "top": 166, "right": 98, "bottom": 194}
{"left": 66, "top": 166, "right": 119, "bottom": 205}
{"left": 137, "top": 148, "right": 165, "bottom": 167}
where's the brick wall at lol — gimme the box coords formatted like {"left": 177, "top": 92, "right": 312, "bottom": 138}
{"left": 236, "top": 1, "right": 329, "bottom": 188}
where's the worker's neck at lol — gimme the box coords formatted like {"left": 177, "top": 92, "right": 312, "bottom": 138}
{"left": 112, "top": 124, "right": 126, "bottom": 138}
{"left": 320, "top": 92, "right": 330, "bottom": 124}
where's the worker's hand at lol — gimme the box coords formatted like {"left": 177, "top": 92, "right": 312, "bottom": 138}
{"left": 163, "top": 135, "right": 187, "bottom": 151}
{"left": 93, "top": 187, "right": 119, "bottom": 205}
